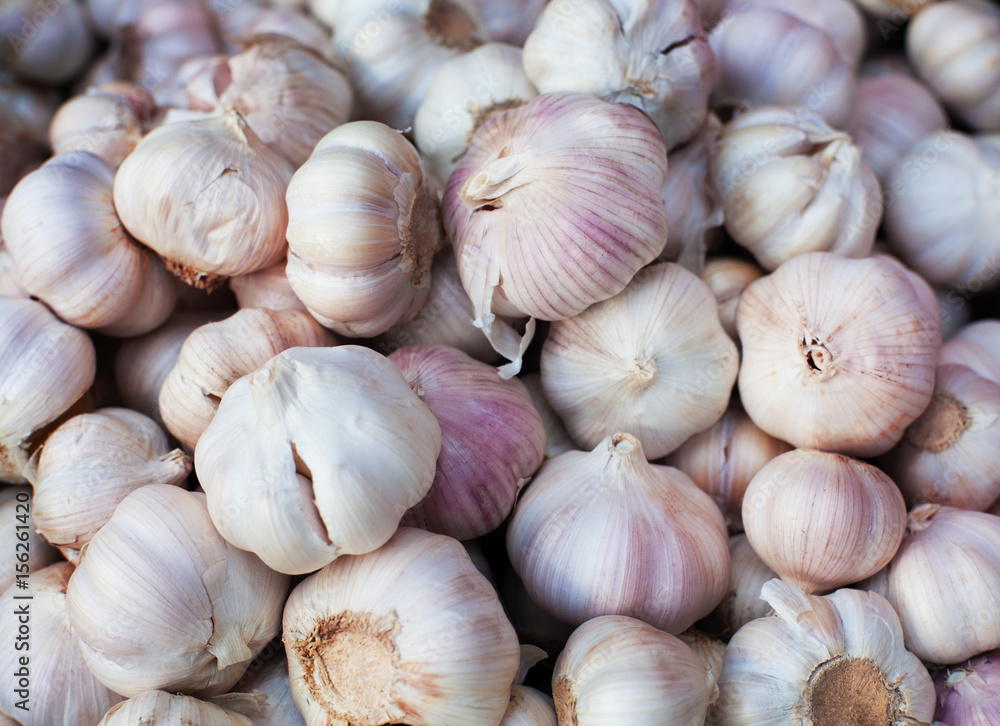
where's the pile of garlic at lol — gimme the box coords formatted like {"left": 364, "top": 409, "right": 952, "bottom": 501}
{"left": 3, "top": 0, "right": 1000, "bottom": 724}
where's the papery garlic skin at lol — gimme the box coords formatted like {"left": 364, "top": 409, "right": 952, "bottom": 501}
{"left": 49, "top": 82, "right": 154, "bottom": 168}
{"left": 230, "top": 650, "right": 305, "bottom": 726}
{"left": 712, "top": 534, "right": 777, "bottom": 637}
{"left": 0, "top": 486, "right": 59, "bottom": 593}
{"left": 282, "top": 527, "right": 520, "bottom": 726}
{"left": 0, "top": 0, "right": 95, "bottom": 84}
{"left": 698, "top": 257, "right": 764, "bottom": 341}
{"left": 711, "top": 106, "right": 881, "bottom": 271}
{"left": 502, "top": 686, "right": 556, "bottom": 726}
{"left": 468, "top": 0, "right": 545, "bottom": 45}
{"left": 98, "top": 691, "right": 256, "bottom": 726}
{"left": 553, "top": 615, "right": 717, "bottom": 726}
{"left": 520, "top": 373, "right": 575, "bottom": 460}
{"left": 934, "top": 649, "right": 1000, "bottom": 726}
{"left": 737, "top": 252, "right": 941, "bottom": 457}
{"left": 714, "top": 579, "right": 935, "bottom": 724}
{"left": 508, "top": 434, "right": 730, "bottom": 634}
{"left": 229, "top": 260, "right": 307, "bottom": 313}
{"left": 67, "top": 484, "right": 289, "bottom": 698}
{"left": 216, "top": 4, "right": 331, "bottom": 57}
{"left": 541, "top": 262, "right": 737, "bottom": 459}
{"left": 940, "top": 320, "right": 1000, "bottom": 384}
{"left": 0, "top": 227, "right": 29, "bottom": 301}
{"left": 195, "top": 345, "right": 442, "bottom": 575}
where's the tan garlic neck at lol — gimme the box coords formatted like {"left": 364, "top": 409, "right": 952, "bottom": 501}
{"left": 806, "top": 656, "right": 905, "bottom": 726}
{"left": 904, "top": 391, "right": 970, "bottom": 453}
{"left": 400, "top": 182, "right": 441, "bottom": 288}
{"left": 628, "top": 356, "right": 658, "bottom": 389}
{"left": 461, "top": 154, "right": 530, "bottom": 210}
{"left": 553, "top": 675, "right": 577, "bottom": 726}
{"left": 800, "top": 330, "right": 836, "bottom": 381}
{"left": 906, "top": 502, "right": 939, "bottom": 533}
{"left": 424, "top": 0, "right": 481, "bottom": 52}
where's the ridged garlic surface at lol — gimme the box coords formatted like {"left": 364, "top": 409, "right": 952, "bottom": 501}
{"left": 444, "top": 92, "right": 669, "bottom": 376}
{"left": 98, "top": 691, "right": 257, "bottom": 726}
{"left": 502, "top": 686, "right": 556, "bottom": 726}
{"left": 712, "top": 534, "right": 777, "bottom": 637}
{"left": 553, "top": 615, "right": 717, "bottom": 726}
{"left": 737, "top": 252, "right": 941, "bottom": 457}
{"left": 195, "top": 345, "right": 442, "bottom": 575}
{"left": 229, "top": 260, "right": 307, "bottom": 313}
{"left": 282, "top": 527, "right": 520, "bottom": 726}
{"left": 0, "top": 486, "right": 58, "bottom": 593}
{"left": 231, "top": 651, "right": 305, "bottom": 726}
{"left": 940, "top": 320, "right": 1000, "bottom": 383}
{"left": 507, "top": 434, "right": 730, "bottom": 634}
{"left": 541, "top": 262, "right": 737, "bottom": 459}
{"left": 934, "top": 649, "right": 1000, "bottom": 726}
{"left": 0, "top": 241, "right": 28, "bottom": 299}
{"left": 714, "top": 579, "right": 935, "bottom": 724}
{"left": 114, "top": 110, "right": 294, "bottom": 289}
{"left": 698, "top": 257, "right": 764, "bottom": 341}
{"left": 216, "top": 5, "right": 331, "bottom": 57}
{"left": 711, "top": 106, "right": 881, "bottom": 271}
{"left": 285, "top": 121, "right": 443, "bottom": 337}
{"left": 66, "top": 484, "right": 289, "bottom": 698}
{"left": 520, "top": 373, "right": 575, "bottom": 460}
{"left": 0, "top": 0, "right": 95, "bottom": 84}
{"left": 49, "top": 82, "right": 154, "bottom": 168}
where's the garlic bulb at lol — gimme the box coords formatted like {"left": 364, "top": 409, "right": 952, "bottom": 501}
{"left": 737, "top": 252, "right": 941, "bottom": 457}
{"left": 698, "top": 257, "right": 764, "bottom": 341}
{"left": 24, "top": 408, "right": 190, "bottom": 563}
{"left": 709, "top": 9, "right": 856, "bottom": 128}
{"left": 390, "top": 344, "right": 546, "bottom": 540}
{"left": 160, "top": 308, "right": 336, "bottom": 451}
{"left": 99, "top": 691, "right": 258, "bottom": 726}
{"left": 229, "top": 260, "right": 307, "bottom": 313}
{"left": 114, "top": 110, "right": 294, "bottom": 289}
{"left": 884, "top": 131, "right": 1000, "bottom": 290}
{"left": 230, "top": 650, "right": 304, "bottom": 726}
{"left": 0, "top": 297, "right": 96, "bottom": 482}
{"left": 503, "top": 686, "right": 556, "bottom": 726}
{"left": 285, "top": 121, "right": 444, "bottom": 337}
{"left": 666, "top": 402, "right": 792, "bottom": 530}
{"left": 714, "top": 579, "right": 935, "bottom": 724}
{"left": 0, "top": 206, "right": 29, "bottom": 300}
{"left": 934, "top": 650, "right": 1000, "bottom": 726}
{"left": 195, "top": 345, "right": 442, "bottom": 575}
{"left": 908, "top": 0, "right": 1000, "bottom": 131}
{"left": 710, "top": 106, "right": 881, "bottom": 271}
{"left": 863, "top": 504, "right": 1000, "bottom": 664}
{"left": 414, "top": 42, "right": 538, "bottom": 185}
{"left": 940, "top": 320, "right": 1000, "bottom": 384}
{"left": 520, "top": 373, "right": 574, "bottom": 460}
{"left": 507, "top": 434, "right": 730, "bottom": 634}
{"left": 523, "top": 0, "right": 715, "bottom": 151}
{"left": 67, "top": 484, "right": 289, "bottom": 697}
{"left": 118, "top": 0, "right": 224, "bottom": 85}
{"left": 282, "top": 526, "right": 520, "bottom": 726}
{"left": 2, "top": 152, "right": 178, "bottom": 336}
{"left": 0, "top": 0, "right": 95, "bottom": 84}
{"left": 0, "top": 562, "right": 125, "bottom": 724}
{"left": 467, "top": 0, "right": 545, "bottom": 45}
{"left": 846, "top": 73, "right": 948, "bottom": 184}
{"left": 49, "top": 82, "right": 155, "bottom": 168}
{"left": 444, "top": 92, "right": 669, "bottom": 376}
{"left": 541, "top": 262, "right": 737, "bottom": 460}
{"left": 216, "top": 4, "right": 331, "bottom": 57}
{"left": 743, "top": 449, "right": 907, "bottom": 594}
{"left": 712, "top": 534, "right": 777, "bottom": 637}
{"left": 553, "top": 615, "right": 718, "bottom": 726}
{"left": 0, "top": 486, "right": 59, "bottom": 593}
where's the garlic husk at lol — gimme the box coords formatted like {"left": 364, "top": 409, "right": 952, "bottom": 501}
{"left": 714, "top": 579, "right": 935, "bottom": 724}
{"left": 908, "top": 0, "right": 1000, "bottom": 131}
{"left": 541, "top": 262, "right": 737, "bottom": 460}
{"left": 282, "top": 526, "right": 520, "bottom": 726}
{"left": 698, "top": 257, "right": 764, "bottom": 341}
{"left": 863, "top": 503, "right": 1000, "bottom": 664}
{"left": 0, "top": 297, "right": 96, "bottom": 482}
{"left": 520, "top": 373, "right": 574, "bottom": 460}
{"left": 940, "top": 320, "right": 1000, "bottom": 384}
{"left": 711, "top": 534, "right": 777, "bottom": 637}
{"left": 444, "top": 92, "right": 668, "bottom": 376}
{"left": 0, "top": 486, "right": 59, "bottom": 593}
{"left": 508, "top": 433, "right": 730, "bottom": 634}
{"left": 502, "top": 685, "right": 556, "bottom": 726}
{"left": 98, "top": 691, "right": 259, "bottom": 725}
{"left": 229, "top": 260, "right": 307, "bottom": 313}
{"left": 0, "top": 0, "right": 96, "bottom": 84}
{"left": 216, "top": 5, "right": 331, "bottom": 57}
{"left": 114, "top": 110, "right": 294, "bottom": 289}
{"left": 2, "top": 151, "right": 178, "bottom": 336}
{"left": 743, "top": 449, "right": 907, "bottom": 594}
{"left": 49, "top": 82, "right": 155, "bottom": 168}
{"left": 553, "top": 615, "right": 718, "bottom": 726}
{"left": 934, "top": 650, "right": 1000, "bottom": 726}
{"left": 230, "top": 649, "right": 304, "bottom": 726}
{"left": 737, "top": 252, "right": 941, "bottom": 457}
{"left": 709, "top": 9, "right": 857, "bottom": 128}
{"left": 23, "top": 408, "right": 191, "bottom": 563}
{"left": 195, "top": 345, "right": 442, "bottom": 575}
{"left": 67, "top": 484, "right": 289, "bottom": 697}
{"left": 285, "top": 121, "right": 443, "bottom": 337}
{"left": 0, "top": 562, "right": 125, "bottom": 724}
{"left": 711, "top": 106, "right": 881, "bottom": 271}
{"left": 159, "top": 308, "right": 336, "bottom": 451}
{"left": 414, "top": 42, "right": 538, "bottom": 185}
{"left": 390, "top": 344, "right": 545, "bottom": 540}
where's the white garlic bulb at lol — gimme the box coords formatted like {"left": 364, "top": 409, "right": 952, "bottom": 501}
{"left": 520, "top": 373, "right": 575, "bottom": 460}
{"left": 0, "top": 486, "right": 59, "bottom": 593}
{"left": 502, "top": 686, "right": 556, "bottom": 726}
{"left": 2, "top": 152, "right": 178, "bottom": 336}
{"left": 940, "top": 320, "right": 1000, "bottom": 383}
{"left": 508, "top": 433, "right": 730, "bottom": 634}
{"left": 114, "top": 110, "right": 294, "bottom": 289}
{"left": 0, "top": 200, "right": 28, "bottom": 300}
{"left": 230, "top": 650, "right": 305, "bottom": 726}
{"left": 0, "top": 0, "right": 95, "bottom": 84}
{"left": 554, "top": 615, "right": 718, "bottom": 726}
{"left": 282, "top": 526, "right": 520, "bottom": 726}
{"left": 934, "top": 649, "right": 1000, "bottom": 726}
{"left": 737, "top": 252, "right": 941, "bottom": 457}
{"left": 67, "top": 484, "right": 289, "bottom": 697}
{"left": 712, "top": 534, "right": 778, "bottom": 637}
{"left": 229, "top": 260, "right": 307, "bottom": 313}
{"left": 467, "top": 0, "right": 545, "bottom": 45}
{"left": 216, "top": 4, "right": 331, "bottom": 57}
{"left": 49, "top": 82, "right": 155, "bottom": 168}
{"left": 285, "top": 121, "right": 444, "bottom": 337}
{"left": 698, "top": 257, "right": 764, "bottom": 341}
{"left": 99, "top": 691, "right": 258, "bottom": 726}
{"left": 711, "top": 106, "right": 881, "bottom": 271}
{"left": 714, "top": 579, "right": 935, "bottom": 724}
{"left": 195, "top": 345, "right": 442, "bottom": 575}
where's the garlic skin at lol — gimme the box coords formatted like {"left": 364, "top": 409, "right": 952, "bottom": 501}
{"left": 444, "top": 92, "right": 669, "bottom": 376}
{"left": 553, "top": 615, "right": 718, "bottom": 726}
{"left": 677, "top": 628, "right": 727, "bottom": 688}
{"left": 934, "top": 650, "right": 1000, "bottom": 726}
{"left": 0, "top": 297, "right": 96, "bottom": 482}
{"left": 99, "top": 691, "right": 257, "bottom": 726}
{"left": 737, "top": 252, "right": 941, "bottom": 457}
{"left": 229, "top": 260, "right": 307, "bottom": 313}
{"left": 195, "top": 346, "right": 442, "bottom": 575}
{"left": 711, "top": 106, "right": 881, "bottom": 271}
{"left": 230, "top": 651, "right": 305, "bottom": 726}
{"left": 0, "top": 0, "right": 95, "bottom": 84}
{"left": 520, "top": 373, "right": 575, "bottom": 460}
{"left": 541, "top": 262, "right": 737, "bottom": 460}
{"left": 24, "top": 408, "right": 191, "bottom": 563}
{"left": 864, "top": 504, "right": 1000, "bottom": 664}
{"left": 908, "top": 0, "right": 1000, "bottom": 131}
{"left": 282, "top": 526, "right": 520, "bottom": 726}
{"left": 507, "top": 434, "right": 730, "bottom": 634}
{"left": 114, "top": 110, "right": 294, "bottom": 289}
{"left": 285, "top": 121, "right": 443, "bottom": 338}
{"left": 0, "top": 202, "right": 29, "bottom": 300}
{"left": 712, "top": 534, "right": 777, "bottom": 637}
{"left": 502, "top": 686, "right": 556, "bottom": 726}
{"left": 714, "top": 579, "right": 935, "bottom": 725}
{"left": 468, "top": 0, "right": 545, "bottom": 45}
{"left": 67, "top": 484, "right": 289, "bottom": 698}
{"left": 216, "top": 5, "right": 331, "bottom": 57}
{"left": 0, "top": 486, "right": 59, "bottom": 593}
{"left": 940, "top": 320, "right": 1000, "bottom": 384}
{"left": 49, "top": 82, "right": 155, "bottom": 168}
{"left": 698, "top": 257, "right": 764, "bottom": 341}
{"left": 2, "top": 152, "right": 178, "bottom": 336}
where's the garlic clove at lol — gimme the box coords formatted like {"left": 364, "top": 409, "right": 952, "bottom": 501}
{"left": 711, "top": 534, "right": 777, "bottom": 637}
{"left": 98, "top": 691, "right": 258, "bottom": 725}
{"left": 934, "top": 649, "right": 1000, "bottom": 726}
{"left": 698, "top": 256, "right": 764, "bottom": 342}
{"left": 0, "top": 486, "right": 59, "bottom": 594}
{"left": 229, "top": 259, "right": 307, "bottom": 313}
{"left": 940, "top": 319, "right": 1000, "bottom": 384}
